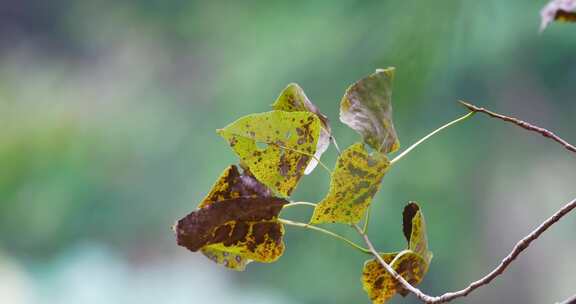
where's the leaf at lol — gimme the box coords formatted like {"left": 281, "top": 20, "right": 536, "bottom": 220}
{"left": 218, "top": 110, "right": 321, "bottom": 197}
{"left": 402, "top": 202, "right": 433, "bottom": 263}
{"left": 540, "top": 0, "right": 576, "bottom": 31}
{"left": 272, "top": 83, "right": 331, "bottom": 175}
{"left": 362, "top": 250, "right": 429, "bottom": 304}
{"left": 196, "top": 165, "right": 273, "bottom": 270}
{"left": 198, "top": 165, "right": 272, "bottom": 209}
{"left": 174, "top": 165, "right": 286, "bottom": 271}
{"left": 174, "top": 196, "right": 288, "bottom": 266}
{"left": 361, "top": 202, "right": 432, "bottom": 303}
{"left": 310, "top": 143, "right": 389, "bottom": 224}
{"left": 340, "top": 68, "right": 400, "bottom": 154}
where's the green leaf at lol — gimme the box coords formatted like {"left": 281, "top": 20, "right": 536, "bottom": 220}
{"left": 174, "top": 165, "right": 285, "bottom": 271}
{"left": 361, "top": 202, "right": 432, "bottom": 303}
{"left": 272, "top": 83, "right": 331, "bottom": 175}
{"left": 218, "top": 110, "right": 321, "bottom": 197}
{"left": 340, "top": 68, "right": 400, "bottom": 154}
{"left": 310, "top": 143, "right": 389, "bottom": 224}
{"left": 540, "top": 0, "right": 576, "bottom": 31}
{"left": 362, "top": 250, "right": 429, "bottom": 304}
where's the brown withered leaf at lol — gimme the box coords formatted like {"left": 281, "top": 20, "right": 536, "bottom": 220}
{"left": 540, "top": 0, "right": 576, "bottom": 31}
{"left": 175, "top": 165, "right": 286, "bottom": 271}
{"left": 272, "top": 83, "right": 331, "bottom": 175}
{"left": 196, "top": 165, "right": 272, "bottom": 270}
{"left": 198, "top": 165, "right": 271, "bottom": 209}
{"left": 175, "top": 197, "right": 288, "bottom": 266}
{"left": 340, "top": 68, "right": 400, "bottom": 154}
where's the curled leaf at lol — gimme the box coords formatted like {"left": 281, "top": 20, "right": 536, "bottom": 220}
{"left": 362, "top": 250, "right": 429, "bottom": 304}
{"left": 218, "top": 110, "right": 321, "bottom": 196}
{"left": 310, "top": 143, "right": 389, "bottom": 224}
{"left": 340, "top": 68, "right": 400, "bottom": 154}
{"left": 175, "top": 197, "right": 288, "bottom": 264}
{"left": 403, "top": 202, "right": 433, "bottom": 262}
{"left": 540, "top": 0, "right": 576, "bottom": 31}
{"left": 361, "top": 202, "right": 432, "bottom": 303}
{"left": 175, "top": 165, "right": 286, "bottom": 271}
{"left": 273, "top": 83, "right": 331, "bottom": 175}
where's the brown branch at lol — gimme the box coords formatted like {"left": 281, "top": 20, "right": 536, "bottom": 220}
{"left": 459, "top": 100, "right": 576, "bottom": 154}
{"left": 355, "top": 102, "right": 576, "bottom": 303}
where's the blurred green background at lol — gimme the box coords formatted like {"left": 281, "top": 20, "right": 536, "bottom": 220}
{"left": 1, "top": 1, "right": 575, "bottom": 303}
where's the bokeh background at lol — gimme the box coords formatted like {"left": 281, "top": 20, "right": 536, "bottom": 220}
{"left": 1, "top": 1, "right": 575, "bottom": 303}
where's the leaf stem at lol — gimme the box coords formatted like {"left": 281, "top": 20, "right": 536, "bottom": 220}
{"left": 390, "top": 111, "right": 476, "bottom": 165}
{"left": 272, "top": 143, "right": 332, "bottom": 174}
{"left": 362, "top": 205, "right": 372, "bottom": 234}
{"left": 282, "top": 201, "right": 317, "bottom": 209}
{"left": 278, "top": 218, "right": 372, "bottom": 255}
{"left": 331, "top": 136, "right": 342, "bottom": 155}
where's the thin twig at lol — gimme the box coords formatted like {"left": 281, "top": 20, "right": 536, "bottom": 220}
{"left": 390, "top": 111, "right": 476, "bottom": 165}
{"left": 459, "top": 101, "right": 576, "bottom": 154}
{"left": 354, "top": 101, "right": 576, "bottom": 303}
{"left": 279, "top": 218, "right": 372, "bottom": 254}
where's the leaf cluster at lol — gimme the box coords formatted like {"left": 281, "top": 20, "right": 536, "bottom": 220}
{"left": 173, "top": 68, "right": 432, "bottom": 303}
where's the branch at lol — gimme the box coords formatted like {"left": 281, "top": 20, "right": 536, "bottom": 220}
{"left": 356, "top": 198, "right": 576, "bottom": 303}
{"left": 354, "top": 102, "right": 576, "bottom": 303}
{"left": 459, "top": 101, "right": 576, "bottom": 154}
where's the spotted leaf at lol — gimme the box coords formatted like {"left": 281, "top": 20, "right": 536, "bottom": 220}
{"left": 540, "top": 0, "right": 576, "bottom": 31}
{"left": 198, "top": 165, "right": 271, "bottom": 209}
{"left": 310, "top": 143, "right": 389, "bottom": 224}
{"left": 174, "top": 196, "right": 288, "bottom": 268}
{"left": 218, "top": 110, "right": 321, "bottom": 197}
{"left": 403, "top": 202, "right": 433, "bottom": 263}
{"left": 340, "top": 68, "right": 400, "bottom": 154}
{"left": 272, "top": 83, "right": 331, "bottom": 175}
{"left": 361, "top": 202, "right": 432, "bottom": 303}
{"left": 195, "top": 165, "right": 273, "bottom": 270}
{"left": 362, "top": 250, "right": 429, "bottom": 304}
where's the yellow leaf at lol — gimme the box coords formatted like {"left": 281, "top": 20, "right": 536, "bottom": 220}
{"left": 218, "top": 111, "right": 321, "bottom": 197}
{"left": 310, "top": 143, "right": 389, "bottom": 224}
{"left": 272, "top": 83, "right": 331, "bottom": 175}
{"left": 361, "top": 202, "right": 433, "bottom": 303}
{"left": 362, "top": 250, "right": 429, "bottom": 304}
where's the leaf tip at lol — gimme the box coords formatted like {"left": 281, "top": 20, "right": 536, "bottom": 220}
{"left": 402, "top": 202, "right": 420, "bottom": 243}
{"left": 375, "top": 67, "right": 396, "bottom": 79}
